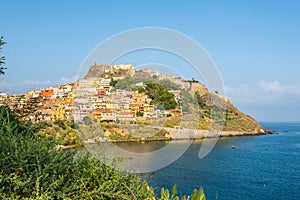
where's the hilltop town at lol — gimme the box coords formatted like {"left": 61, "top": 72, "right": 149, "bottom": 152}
{"left": 1, "top": 64, "right": 182, "bottom": 123}
{"left": 0, "top": 63, "right": 265, "bottom": 144}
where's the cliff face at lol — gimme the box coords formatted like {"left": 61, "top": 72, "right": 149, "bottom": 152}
{"left": 198, "top": 92, "right": 262, "bottom": 132}
{"left": 222, "top": 100, "right": 263, "bottom": 132}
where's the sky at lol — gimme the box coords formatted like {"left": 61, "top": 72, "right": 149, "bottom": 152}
{"left": 0, "top": 0, "right": 300, "bottom": 122}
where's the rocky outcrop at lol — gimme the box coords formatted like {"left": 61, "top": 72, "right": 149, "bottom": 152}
{"left": 85, "top": 63, "right": 109, "bottom": 78}
{"left": 85, "top": 63, "right": 135, "bottom": 79}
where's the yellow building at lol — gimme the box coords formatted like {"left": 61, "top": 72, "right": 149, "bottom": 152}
{"left": 107, "top": 103, "right": 119, "bottom": 109}
{"left": 50, "top": 105, "right": 66, "bottom": 121}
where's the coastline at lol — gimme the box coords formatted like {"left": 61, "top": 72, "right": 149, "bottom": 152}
{"left": 162, "top": 127, "right": 273, "bottom": 140}
{"left": 57, "top": 129, "right": 273, "bottom": 150}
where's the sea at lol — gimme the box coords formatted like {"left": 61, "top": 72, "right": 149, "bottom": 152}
{"left": 115, "top": 123, "right": 300, "bottom": 200}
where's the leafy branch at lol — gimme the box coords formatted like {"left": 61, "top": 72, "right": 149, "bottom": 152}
{"left": 0, "top": 36, "right": 6, "bottom": 75}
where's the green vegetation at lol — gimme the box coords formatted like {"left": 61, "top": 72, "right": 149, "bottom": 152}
{"left": 137, "top": 86, "right": 146, "bottom": 93}
{"left": 0, "top": 106, "right": 206, "bottom": 199}
{"left": 114, "top": 75, "right": 180, "bottom": 91}
{"left": 195, "top": 92, "right": 262, "bottom": 131}
{"left": 114, "top": 77, "right": 144, "bottom": 91}
{"left": 110, "top": 78, "right": 118, "bottom": 87}
{"left": 136, "top": 111, "right": 144, "bottom": 117}
{"left": 114, "top": 78, "right": 179, "bottom": 110}
{"left": 112, "top": 75, "right": 179, "bottom": 111}
{"left": 179, "top": 89, "right": 195, "bottom": 113}
{"left": 186, "top": 78, "right": 199, "bottom": 83}
{"left": 45, "top": 119, "right": 81, "bottom": 145}
{"left": 158, "top": 79, "right": 181, "bottom": 90}
{"left": 145, "top": 83, "right": 177, "bottom": 110}
{"left": 195, "top": 91, "right": 206, "bottom": 108}
{"left": 222, "top": 103, "right": 262, "bottom": 132}
{"left": 0, "top": 36, "right": 6, "bottom": 75}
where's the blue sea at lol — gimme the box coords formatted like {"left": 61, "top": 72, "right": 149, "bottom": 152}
{"left": 86, "top": 123, "right": 300, "bottom": 199}
{"left": 142, "top": 123, "right": 300, "bottom": 199}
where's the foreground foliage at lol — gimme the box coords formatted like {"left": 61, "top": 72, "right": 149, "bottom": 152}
{"left": 0, "top": 36, "right": 6, "bottom": 75}
{"left": 0, "top": 106, "right": 205, "bottom": 199}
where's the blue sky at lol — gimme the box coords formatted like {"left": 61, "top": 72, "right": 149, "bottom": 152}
{"left": 0, "top": 0, "right": 300, "bottom": 122}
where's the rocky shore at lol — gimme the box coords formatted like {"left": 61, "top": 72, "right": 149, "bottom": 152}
{"left": 55, "top": 128, "right": 273, "bottom": 150}
{"left": 163, "top": 127, "right": 273, "bottom": 140}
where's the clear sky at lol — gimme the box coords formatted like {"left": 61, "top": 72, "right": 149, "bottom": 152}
{"left": 1, "top": 0, "right": 300, "bottom": 122}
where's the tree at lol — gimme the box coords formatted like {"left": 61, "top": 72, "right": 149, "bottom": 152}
{"left": 137, "top": 86, "right": 146, "bottom": 93}
{"left": 195, "top": 91, "right": 206, "bottom": 108}
{"left": 0, "top": 36, "right": 6, "bottom": 75}
{"left": 145, "top": 83, "right": 177, "bottom": 110}
{"left": 136, "top": 111, "right": 144, "bottom": 117}
{"left": 109, "top": 78, "right": 118, "bottom": 87}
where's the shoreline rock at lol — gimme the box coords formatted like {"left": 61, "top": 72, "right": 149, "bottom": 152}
{"left": 56, "top": 129, "right": 274, "bottom": 150}
{"left": 83, "top": 129, "right": 273, "bottom": 144}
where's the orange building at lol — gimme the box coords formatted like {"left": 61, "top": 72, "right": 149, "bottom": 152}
{"left": 41, "top": 88, "right": 54, "bottom": 97}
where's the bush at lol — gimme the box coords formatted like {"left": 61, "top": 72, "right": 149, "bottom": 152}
{"left": 54, "top": 119, "right": 67, "bottom": 129}
{"left": 136, "top": 111, "right": 144, "bottom": 117}
{"left": 0, "top": 106, "right": 148, "bottom": 199}
{"left": 0, "top": 106, "right": 206, "bottom": 199}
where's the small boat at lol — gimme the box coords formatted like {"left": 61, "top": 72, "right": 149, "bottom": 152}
{"left": 231, "top": 145, "right": 235, "bottom": 149}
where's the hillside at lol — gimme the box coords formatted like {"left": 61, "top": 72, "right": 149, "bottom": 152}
{"left": 84, "top": 63, "right": 265, "bottom": 133}
{"left": 2, "top": 63, "right": 267, "bottom": 146}
{"left": 197, "top": 92, "right": 263, "bottom": 132}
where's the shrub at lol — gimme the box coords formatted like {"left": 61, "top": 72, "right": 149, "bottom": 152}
{"left": 0, "top": 106, "right": 206, "bottom": 199}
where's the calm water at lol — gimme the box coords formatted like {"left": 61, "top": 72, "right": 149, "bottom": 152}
{"left": 117, "top": 123, "right": 300, "bottom": 199}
